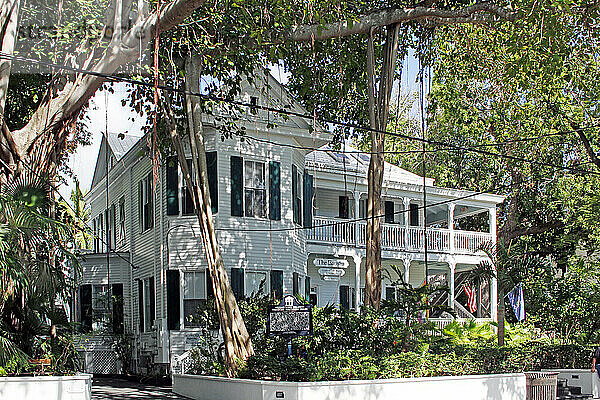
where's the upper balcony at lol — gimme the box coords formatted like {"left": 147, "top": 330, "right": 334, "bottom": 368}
{"left": 306, "top": 188, "right": 498, "bottom": 255}
{"left": 307, "top": 217, "right": 493, "bottom": 254}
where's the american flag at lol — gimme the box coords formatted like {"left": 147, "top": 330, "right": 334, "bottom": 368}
{"left": 464, "top": 285, "right": 477, "bottom": 313}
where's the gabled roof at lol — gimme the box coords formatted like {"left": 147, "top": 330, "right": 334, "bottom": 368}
{"left": 90, "top": 132, "right": 142, "bottom": 189}
{"left": 305, "top": 144, "right": 435, "bottom": 186}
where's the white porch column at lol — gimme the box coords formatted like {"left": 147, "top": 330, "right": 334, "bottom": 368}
{"left": 448, "top": 261, "right": 456, "bottom": 309}
{"left": 489, "top": 207, "right": 497, "bottom": 243}
{"left": 403, "top": 197, "right": 410, "bottom": 249}
{"left": 353, "top": 254, "right": 362, "bottom": 312}
{"left": 448, "top": 203, "right": 456, "bottom": 254}
{"left": 403, "top": 258, "right": 411, "bottom": 284}
{"left": 489, "top": 206, "right": 498, "bottom": 321}
{"left": 354, "top": 192, "right": 361, "bottom": 246}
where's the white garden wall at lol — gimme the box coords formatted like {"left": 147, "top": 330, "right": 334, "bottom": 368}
{"left": 0, "top": 374, "right": 92, "bottom": 400}
{"left": 173, "top": 373, "right": 526, "bottom": 400}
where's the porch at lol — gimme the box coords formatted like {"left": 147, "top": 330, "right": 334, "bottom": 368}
{"left": 307, "top": 216, "right": 493, "bottom": 254}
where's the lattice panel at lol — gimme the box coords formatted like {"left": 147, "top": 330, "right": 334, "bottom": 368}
{"left": 92, "top": 351, "right": 118, "bottom": 374}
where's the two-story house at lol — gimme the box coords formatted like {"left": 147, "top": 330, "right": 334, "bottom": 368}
{"left": 74, "top": 71, "right": 504, "bottom": 375}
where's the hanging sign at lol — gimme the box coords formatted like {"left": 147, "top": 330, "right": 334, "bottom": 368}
{"left": 267, "top": 295, "right": 312, "bottom": 337}
{"left": 313, "top": 258, "right": 348, "bottom": 269}
{"left": 318, "top": 268, "right": 345, "bottom": 277}
{"left": 322, "top": 276, "right": 340, "bottom": 282}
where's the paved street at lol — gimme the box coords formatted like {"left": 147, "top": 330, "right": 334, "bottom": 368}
{"left": 92, "top": 377, "right": 189, "bottom": 400}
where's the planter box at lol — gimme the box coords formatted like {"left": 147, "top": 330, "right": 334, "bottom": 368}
{"left": 0, "top": 373, "right": 92, "bottom": 400}
{"left": 173, "top": 373, "right": 526, "bottom": 400}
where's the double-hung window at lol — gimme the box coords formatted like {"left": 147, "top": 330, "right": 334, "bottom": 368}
{"left": 92, "top": 284, "right": 109, "bottom": 330}
{"left": 244, "top": 160, "right": 266, "bottom": 218}
{"left": 139, "top": 173, "right": 154, "bottom": 232}
{"left": 182, "top": 159, "right": 196, "bottom": 215}
{"left": 118, "top": 197, "right": 126, "bottom": 245}
{"left": 183, "top": 271, "right": 206, "bottom": 327}
{"left": 292, "top": 165, "right": 302, "bottom": 225}
{"left": 142, "top": 277, "right": 155, "bottom": 332}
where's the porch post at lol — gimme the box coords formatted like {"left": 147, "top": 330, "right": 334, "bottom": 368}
{"left": 489, "top": 207, "right": 498, "bottom": 321}
{"left": 403, "top": 258, "right": 411, "bottom": 284}
{"left": 354, "top": 192, "right": 361, "bottom": 246}
{"left": 353, "top": 254, "right": 362, "bottom": 312}
{"left": 489, "top": 206, "right": 497, "bottom": 244}
{"left": 448, "top": 261, "right": 456, "bottom": 309}
{"left": 448, "top": 203, "right": 456, "bottom": 254}
{"left": 403, "top": 197, "right": 410, "bottom": 249}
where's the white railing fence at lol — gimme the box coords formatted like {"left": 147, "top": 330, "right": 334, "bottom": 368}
{"left": 307, "top": 217, "right": 492, "bottom": 254}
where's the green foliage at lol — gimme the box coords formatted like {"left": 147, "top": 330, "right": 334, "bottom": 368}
{"left": 0, "top": 173, "right": 80, "bottom": 373}
{"left": 189, "top": 291, "right": 595, "bottom": 381}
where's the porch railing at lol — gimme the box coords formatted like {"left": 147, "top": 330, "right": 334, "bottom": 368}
{"left": 307, "top": 217, "right": 492, "bottom": 254}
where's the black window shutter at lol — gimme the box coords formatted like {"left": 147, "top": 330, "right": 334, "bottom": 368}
{"left": 230, "top": 156, "right": 243, "bottom": 216}
{"left": 206, "top": 268, "right": 214, "bottom": 299}
{"left": 138, "top": 280, "right": 144, "bottom": 332}
{"left": 166, "top": 156, "right": 179, "bottom": 215}
{"left": 112, "top": 284, "right": 124, "bottom": 334}
{"left": 270, "top": 270, "right": 283, "bottom": 300}
{"left": 409, "top": 203, "right": 419, "bottom": 226}
{"left": 166, "top": 270, "right": 180, "bottom": 330}
{"left": 385, "top": 201, "right": 395, "bottom": 223}
{"left": 269, "top": 161, "right": 281, "bottom": 221}
{"left": 80, "top": 284, "right": 92, "bottom": 333}
{"left": 339, "top": 196, "right": 349, "bottom": 219}
{"left": 231, "top": 268, "right": 244, "bottom": 300}
{"left": 303, "top": 172, "right": 313, "bottom": 227}
{"left": 340, "top": 285, "right": 350, "bottom": 310}
{"left": 149, "top": 276, "right": 155, "bottom": 328}
{"left": 386, "top": 287, "right": 396, "bottom": 301}
{"left": 206, "top": 152, "right": 218, "bottom": 214}
{"left": 292, "top": 165, "right": 298, "bottom": 224}
{"left": 292, "top": 272, "right": 299, "bottom": 296}
{"left": 304, "top": 276, "right": 311, "bottom": 303}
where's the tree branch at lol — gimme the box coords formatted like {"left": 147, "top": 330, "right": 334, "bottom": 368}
{"left": 13, "top": 0, "right": 207, "bottom": 160}
{"left": 284, "top": 2, "right": 518, "bottom": 41}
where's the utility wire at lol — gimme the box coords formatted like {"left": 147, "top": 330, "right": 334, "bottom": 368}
{"left": 0, "top": 138, "right": 140, "bottom": 270}
{"left": 2, "top": 52, "right": 599, "bottom": 176}
{"left": 216, "top": 175, "right": 534, "bottom": 233}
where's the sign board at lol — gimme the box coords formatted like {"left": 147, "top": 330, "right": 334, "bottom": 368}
{"left": 322, "top": 276, "right": 340, "bottom": 282}
{"left": 313, "top": 258, "right": 348, "bottom": 269}
{"left": 267, "top": 295, "right": 312, "bottom": 337}
{"left": 318, "top": 267, "right": 345, "bottom": 277}
{"left": 184, "top": 332, "right": 202, "bottom": 349}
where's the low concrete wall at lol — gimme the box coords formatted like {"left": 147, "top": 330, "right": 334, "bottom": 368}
{"left": 173, "top": 373, "right": 526, "bottom": 400}
{"left": 0, "top": 374, "right": 92, "bottom": 400}
{"left": 545, "top": 369, "right": 600, "bottom": 398}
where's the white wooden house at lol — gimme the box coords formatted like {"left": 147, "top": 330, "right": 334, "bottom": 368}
{"left": 75, "top": 71, "right": 504, "bottom": 374}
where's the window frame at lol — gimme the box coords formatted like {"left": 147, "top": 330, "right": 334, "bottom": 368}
{"left": 183, "top": 270, "right": 207, "bottom": 328}
{"left": 118, "top": 196, "right": 126, "bottom": 245}
{"left": 292, "top": 166, "right": 302, "bottom": 225}
{"left": 140, "top": 173, "right": 154, "bottom": 232}
{"left": 243, "top": 160, "right": 267, "bottom": 218}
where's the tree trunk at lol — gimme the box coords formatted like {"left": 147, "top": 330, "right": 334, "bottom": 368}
{"left": 364, "top": 25, "right": 400, "bottom": 310}
{"left": 163, "top": 56, "right": 253, "bottom": 376}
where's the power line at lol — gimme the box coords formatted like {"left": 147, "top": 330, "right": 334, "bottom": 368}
{"left": 215, "top": 176, "right": 532, "bottom": 233}
{"left": 0, "top": 138, "right": 140, "bottom": 270}
{"left": 2, "top": 52, "right": 599, "bottom": 176}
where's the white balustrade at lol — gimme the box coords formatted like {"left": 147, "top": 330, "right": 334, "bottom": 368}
{"left": 308, "top": 217, "right": 492, "bottom": 254}
{"left": 454, "top": 231, "right": 493, "bottom": 253}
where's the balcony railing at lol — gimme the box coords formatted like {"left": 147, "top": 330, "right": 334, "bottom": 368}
{"left": 308, "top": 217, "right": 493, "bottom": 254}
